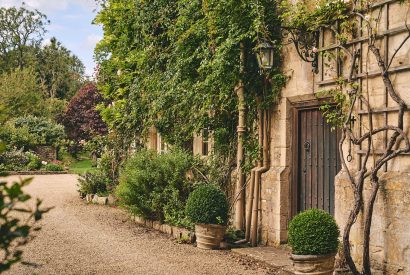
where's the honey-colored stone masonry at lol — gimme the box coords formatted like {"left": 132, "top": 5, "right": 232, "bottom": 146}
{"left": 257, "top": 1, "right": 410, "bottom": 274}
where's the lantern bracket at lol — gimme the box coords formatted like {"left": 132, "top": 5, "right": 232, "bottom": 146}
{"left": 282, "top": 27, "right": 320, "bottom": 74}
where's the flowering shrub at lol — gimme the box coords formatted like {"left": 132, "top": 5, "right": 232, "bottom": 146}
{"left": 0, "top": 149, "right": 30, "bottom": 171}
{"left": 0, "top": 150, "right": 42, "bottom": 171}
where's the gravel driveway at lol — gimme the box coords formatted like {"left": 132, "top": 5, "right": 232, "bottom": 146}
{"left": 3, "top": 175, "right": 277, "bottom": 275}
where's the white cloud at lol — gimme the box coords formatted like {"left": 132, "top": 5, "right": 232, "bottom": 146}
{"left": 41, "top": 37, "right": 51, "bottom": 47}
{"left": 0, "top": 0, "right": 97, "bottom": 13}
{"left": 84, "top": 33, "right": 102, "bottom": 49}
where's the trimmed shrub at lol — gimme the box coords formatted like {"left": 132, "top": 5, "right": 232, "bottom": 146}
{"left": 116, "top": 149, "right": 195, "bottom": 224}
{"left": 78, "top": 171, "right": 111, "bottom": 196}
{"left": 44, "top": 163, "right": 64, "bottom": 172}
{"left": 185, "top": 184, "right": 229, "bottom": 225}
{"left": 288, "top": 209, "right": 340, "bottom": 255}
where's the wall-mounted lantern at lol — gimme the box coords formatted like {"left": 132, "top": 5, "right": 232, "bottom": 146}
{"left": 256, "top": 40, "right": 275, "bottom": 70}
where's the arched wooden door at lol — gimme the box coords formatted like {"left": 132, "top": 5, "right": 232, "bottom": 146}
{"left": 292, "top": 106, "right": 341, "bottom": 216}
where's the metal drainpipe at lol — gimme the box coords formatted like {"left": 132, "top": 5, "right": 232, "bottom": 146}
{"left": 244, "top": 99, "right": 263, "bottom": 241}
{"left": 234, "top": 43, "right": 246, "bottom": 231}
{"left": 250, "top": 108, "right": 270, "bottom": 247}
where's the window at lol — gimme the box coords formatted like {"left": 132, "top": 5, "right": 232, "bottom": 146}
{"left": 157, "top": 134, "right": 169, "bottom": 154}
{"left": 202, "top": 128, "right": 209, "bottom": 156}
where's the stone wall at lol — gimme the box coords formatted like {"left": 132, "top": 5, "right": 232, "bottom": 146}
{"left": 34, "top": 146, "right": 57, "bottom": 160}
{"left": 335, "top": 172, "right": 410, "bottom": 275}
{"left": 258, "top": 1, "right": 410, "bottom": 274}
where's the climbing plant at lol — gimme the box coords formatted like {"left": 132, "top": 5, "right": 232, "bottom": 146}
{"left": 281, "top": 0, "right": 410, "bottom": 274}
{"left": 94, "top": 0, "right": 286, "bottom": 174}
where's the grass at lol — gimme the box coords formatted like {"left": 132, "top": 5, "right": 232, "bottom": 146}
{"left": 69, "top": 159, "right": 96, "bottom": 175}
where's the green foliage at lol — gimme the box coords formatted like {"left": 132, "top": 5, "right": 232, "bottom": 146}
{"left": 317, "top": 88, "right": 350, "bottom": 130}
{"left": 84, "top": 135, "right": 107, "bottom": 160}
{"left": 0, "top": 116, "right": 66, "bottom": 150}
{"left": 0, "top": 6, "right": 84, "bottom": 118}
{"left": 0, "top": 149, "right": 30, "bottom": 171}
{"left": 0, "top": 6, "right": 48, "bottom": 71}
{"left": 26, "top": 152, "right": 42, "bottom": 171}
{"left": 0, "top": 177, "right": 51, "bottom": 272}
{"left": 69, "top": 159, "right": 96, "bottom": 175}
{"left": 224, "top": 227, "right": 245, "bottom": 243}
{"left": 13, "top": 116, "right": 66, "bottom": 146}
{"left": 36, "top": 37, "right": 85, "bottom": 100}
{"left": 44, "top": 163, "right": 64, "bottom": 172}
{"left": 288, "top": 209, "right": 339, "bottom": 255}
{"left": 0, "top": 149, "right": 44, "bottom": 172}
{"left": 78, "top": 171, "right": 111, "bottom": 196}
{"left": 185, "top": 184, "right": 229, "bottom": 225}
{"left": 116, "top": 150, "right": 196, "bottom": 224}
{"left": 95, "top": 0, "right": 285, "bottom": 165}
{"left": 280, "top": 0, "right": 351, "bottom": 35}
{"left": 0, "top": 68, "right": 45, "bottom": 123}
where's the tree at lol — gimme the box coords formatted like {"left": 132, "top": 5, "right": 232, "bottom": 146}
{"left": 0, "top": 6, "right": 48, "bottom": 72}
{"left": 36, "top": 37, "right": 85, "bottom": 100}
{"left": 0, "top": 68, "right": 44, "bottom": 123}
{"left": 61, "top": 83, "right": 108, "bottom": 143}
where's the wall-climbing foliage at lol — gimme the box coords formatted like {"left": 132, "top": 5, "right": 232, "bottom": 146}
{"left": 94, "top": 0, "right": 286, "bottom": 163}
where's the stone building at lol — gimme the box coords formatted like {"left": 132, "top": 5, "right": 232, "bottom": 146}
{"left": 145, "top": 0, "right": 409, "bottom": 273}
{"left": 256, "top": 0, "right": 410, "bottom": 273}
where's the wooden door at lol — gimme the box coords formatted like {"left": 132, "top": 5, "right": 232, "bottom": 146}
{"left": 295, "top": 108, "right": 341, "bottom": 215}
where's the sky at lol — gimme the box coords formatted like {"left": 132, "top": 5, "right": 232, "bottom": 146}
{"left": 0, "top": 0, "right": 103, "bottom": 77}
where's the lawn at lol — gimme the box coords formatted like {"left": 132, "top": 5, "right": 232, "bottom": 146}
{"left": 69, "top": 159, "right": 96, "bottom": 174}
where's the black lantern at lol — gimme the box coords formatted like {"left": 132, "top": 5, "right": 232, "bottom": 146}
{"left": 256, "top": 40, "right": 275, "bottom": 70}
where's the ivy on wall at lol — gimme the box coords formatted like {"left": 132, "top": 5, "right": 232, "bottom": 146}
{"left": 94, "top": 0, "right": 286, "bottom": 165}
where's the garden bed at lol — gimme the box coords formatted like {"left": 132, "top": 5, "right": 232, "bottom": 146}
{"left": 83, "top": 193, "right": 194, "bottom": 243}
{"left": 133, "top": 215, "right": 195, "bottom": 243}
{"left": 5, "top": 171, "right": 68, "bottom": 175}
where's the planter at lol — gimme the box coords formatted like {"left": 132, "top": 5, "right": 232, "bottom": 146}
{"left": 195, "top": 223, "right": 226, "bottom": 250}
{"left": 290, "top": 253, "right": 336, "bottom": 275}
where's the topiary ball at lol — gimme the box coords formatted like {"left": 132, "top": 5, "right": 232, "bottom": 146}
{"left": 185, "top": 184, "right": 229, "bottom": 225}
{"left": 288, "top": 208, "right": 339, "bottom": 255}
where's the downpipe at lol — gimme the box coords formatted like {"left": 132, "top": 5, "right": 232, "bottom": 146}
{"left": 250, "top": 109, "right": 270, "bottom": 247}
{"left": 234, "top": 43, "right": 246, "bottom": 231}
{"left": 244, "top": 101, "right": 263, "bottom": 242}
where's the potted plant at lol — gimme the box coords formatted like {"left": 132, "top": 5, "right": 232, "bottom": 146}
{"left": 288, "top": 209, "right": 340, "bottom": 275}
{"left": 185, "top": 184, "right": 229, "bottom": 250}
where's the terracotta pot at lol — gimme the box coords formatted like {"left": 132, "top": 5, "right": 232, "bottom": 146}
{"left": 195, "top": 224, "right": 226, "bottom": 250}
{"left": 290, "top": 253, "right": 336, "bottom": 275}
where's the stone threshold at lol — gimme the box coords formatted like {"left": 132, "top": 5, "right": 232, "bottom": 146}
{"left": 232, "top": 246, "right": 295, "bottom": 274}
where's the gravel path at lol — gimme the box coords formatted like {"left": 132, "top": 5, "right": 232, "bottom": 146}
{"left": 3, "top": 175, "right": 277, "bottom": 275}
